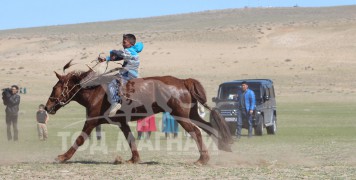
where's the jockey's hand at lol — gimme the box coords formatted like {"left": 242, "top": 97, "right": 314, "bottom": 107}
{"left": 98, "top": 57, "right": 106, "bottom": 62}
{"left": 111, "top": 55, "right": 118, "bottom": 61}
{"left": 110, "top": 50, "right": 125, "bottom": 61}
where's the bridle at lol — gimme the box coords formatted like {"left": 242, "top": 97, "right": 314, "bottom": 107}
{"left": 49, "top": 81, "right": 83, "bottom": 107}
{"left": 47, "top": 65, "right": 124, "bottom": 113}
{"left": 47, "top": 74, "right": 92, "bottom": 113}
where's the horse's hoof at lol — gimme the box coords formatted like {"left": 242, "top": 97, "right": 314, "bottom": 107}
{"left": 194, "top": 157, "right": 209, "bottom": 166}
{"left": 194, "top": 160, "right": 206, "bottom": 166}
{"left": 114, "top": 156, "right": 124, "bottom": 164}
{"left": 55, "top": 155, "right": 67, "bottom": 163}
{"left": 125, "top": 158, "right": 141, "bottom": 164}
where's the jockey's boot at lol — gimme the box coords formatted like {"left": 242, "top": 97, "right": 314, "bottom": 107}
{"left": 109, "top": 102, "right": 121, "bottom": 117}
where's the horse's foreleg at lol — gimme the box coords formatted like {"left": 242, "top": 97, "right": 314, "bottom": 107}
{"left": 56, "top": 122, "right": 96, "bottom": 163}
{"left": 176, "top": 116, "right": 210, "bottom": 165}
{"left": 118, "top": 122, "right": 141, "bottom": 164}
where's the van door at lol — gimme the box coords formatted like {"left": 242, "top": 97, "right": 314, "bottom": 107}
{"left": 263, "top": 85, "right": 273, "bottom": 126}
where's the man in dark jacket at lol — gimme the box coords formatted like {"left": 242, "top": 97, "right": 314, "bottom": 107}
{"left": 3, "top": 85, "right": 20, "bottom": 141}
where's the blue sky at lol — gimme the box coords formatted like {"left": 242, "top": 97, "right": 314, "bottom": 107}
{"left": 1, "top": 0, "right": 355, "bottom": 30}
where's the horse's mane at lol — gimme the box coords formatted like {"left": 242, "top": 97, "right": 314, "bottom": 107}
{"left": 63, "top": 70, "right": 87, "bottom": 79}
{"left": 61, "top": 59, "right": 91, "bottom": 81}
{"left": 61, "top": 60, "right": 116, "bottom": 89}
{"left": 63, "top": 59, "right": 76, "bottom": 73}
{"left": 65, "top": 69, "right": 115, "bottom": 90}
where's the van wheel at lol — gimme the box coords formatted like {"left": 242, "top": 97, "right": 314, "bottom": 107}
{"left": 254, "top": 115, "right": 263, "bottom": 136}
{"left": 267, "top": 115, "right": 277, "bottom": 135}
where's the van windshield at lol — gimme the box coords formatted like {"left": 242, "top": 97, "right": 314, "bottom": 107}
{"left": 218, "top": 83, "right": 261, "bottom": 101}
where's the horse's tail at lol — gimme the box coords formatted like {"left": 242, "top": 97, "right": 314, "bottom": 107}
{"left": 183, "top": 78, "right": 208, "bottom": 107}
{"left": 183, "top": 78, "right": 233, "bottom": 152}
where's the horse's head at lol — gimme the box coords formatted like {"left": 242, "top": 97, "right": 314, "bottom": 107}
{"left": 45, "top": 60, "right": 94, "bottom": 114}
{"left": 45, "top": 71, "right": 88, "bottom": 114}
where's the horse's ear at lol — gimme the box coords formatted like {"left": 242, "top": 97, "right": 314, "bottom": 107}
{"left": 54, "top": 71, "right": 62, "bottom": 80}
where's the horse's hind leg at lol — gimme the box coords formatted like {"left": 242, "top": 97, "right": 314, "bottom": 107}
{"left": 118, "top": 122, "right": 141, "bottom": 164}
{"left": 188, "top": 104, "right": 214, "bottom": 137}
{"left": 56, "top": 121, "right": 96, "bottom": 163}
{"left": 174, "top": 114, "right": 210, "bottom": 165}
{"left": 188, "top": 104, "right": 220, "bottom": 143}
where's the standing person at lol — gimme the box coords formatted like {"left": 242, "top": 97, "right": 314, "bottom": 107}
{"left": 235, "top": 90, "right": 243, "bottom": 139}
{"left": 95, "top": 125, "right": 102, "bottom": 140}
{"left": 136, "top": 115, "right": 156, "bottom": 140}
{"left": 2, "top": 85, "right": 20, "bottom": 141}
{"left": 240, "top": 81, "right": 256, "bottom": 138}
{"left": 162, "top": 112, "right": 178, "bottom": 139}
{"left": 88, "top": 125, "right": 102, "bottom": 141}
{"left": 36, "top": 104, "right": 49, "bottom": 141}
{"left": 99, "top": 34, "right": 144, "bottom": 117}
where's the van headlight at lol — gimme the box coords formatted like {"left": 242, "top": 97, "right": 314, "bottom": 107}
{"left": 232, "top": 110, "right": 237, "bottom": 115}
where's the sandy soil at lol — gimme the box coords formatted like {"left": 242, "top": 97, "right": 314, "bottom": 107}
{"left": 1, "top": 6, "right": 356, "bottom": 99}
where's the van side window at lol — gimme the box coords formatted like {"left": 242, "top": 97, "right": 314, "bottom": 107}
{"left": 249, "top": 84, "right": 261, "bottom": 101}
{"left": 259, "top": 85, "right": 265, "bottom": 99}
{"left": 264, "top": 85, "right": 270, "bottom": 99}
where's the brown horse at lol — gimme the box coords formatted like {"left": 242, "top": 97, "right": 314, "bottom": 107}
{"left": 45, "top": 65, "right": 232, "bottom": 165}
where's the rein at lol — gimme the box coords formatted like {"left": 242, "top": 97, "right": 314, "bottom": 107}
{"left": 48, "top": 72, "right": 96, "bottom": 109}
{"left": 48, "top": 66, "right": 124, "bottom": 113}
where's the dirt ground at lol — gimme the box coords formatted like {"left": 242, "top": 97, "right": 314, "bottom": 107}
{"left": 0, "top": 5, "right": 356, "bottom": 179}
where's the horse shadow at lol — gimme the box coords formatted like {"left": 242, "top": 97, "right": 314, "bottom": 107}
{"left": 57, "top": 160, "right": 160, "bottom": 165}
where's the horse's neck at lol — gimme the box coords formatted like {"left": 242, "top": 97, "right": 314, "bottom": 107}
{"left": 74, "top": 86, "right": 106, "bottom": 108}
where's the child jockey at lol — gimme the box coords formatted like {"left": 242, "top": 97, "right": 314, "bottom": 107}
{"left": 101, "top": 34, "right": 143, "bottom": 117}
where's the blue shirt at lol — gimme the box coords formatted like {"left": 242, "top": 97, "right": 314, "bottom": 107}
{"left": 242, "top": 89, "right": 256, "bottom": 112}
{"left": 108, "top": 42, "right": 144, "bottom": 78}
